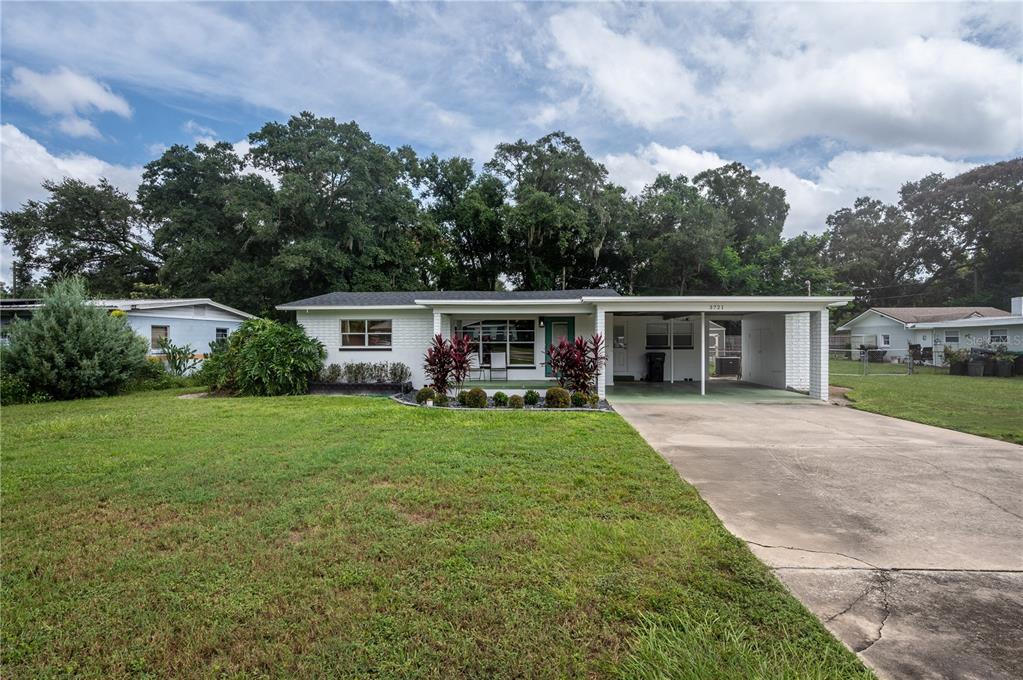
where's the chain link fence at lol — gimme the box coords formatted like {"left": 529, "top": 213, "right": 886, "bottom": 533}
{"left": 829, "top": 336, "right": 949, "bottom": 376}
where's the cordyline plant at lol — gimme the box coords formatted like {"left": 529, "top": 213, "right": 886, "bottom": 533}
{"left": 546, "top": 333, "right": 607, "bottom": 395}
{"left": 424, "top": 334, "right": 475, "bottom": 395}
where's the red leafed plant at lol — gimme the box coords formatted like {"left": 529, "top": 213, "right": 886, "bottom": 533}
{"left": 424, "top": 333, "right": 475, "bottom": 394}
{"left": 546, "top": 333, "right": 607, "bottom": 395}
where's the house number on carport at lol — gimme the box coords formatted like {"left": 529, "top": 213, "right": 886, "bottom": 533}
{"left": 708, "top": 304, "right": 725, "bottom": 310}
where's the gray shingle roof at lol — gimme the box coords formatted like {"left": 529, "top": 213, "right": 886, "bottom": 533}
{"left": 279, "top": 289, "right": 620, "bottom": 308}
{"left": 874, "top": 307, "right": 1009, "bottom": 324}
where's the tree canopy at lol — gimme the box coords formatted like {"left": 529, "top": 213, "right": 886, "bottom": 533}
{"left": 3, "top": 112, "right": 1019, "bottom": 324}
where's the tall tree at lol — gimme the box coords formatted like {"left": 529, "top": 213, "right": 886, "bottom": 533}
{"left": 1, "top": 179, "right": 160, "bottom": 296}
{"left": 485, "top": 132, "right": 613, "bottom": 289}
{"left": 900, "top": 158, "right": 1023, "bottom": 306}
{"left": 247, "top": 112, "right": 429, "bottom": 300}
{"left": 418, "top": 155, "right": 508, "bottom": 290}
{"left": 826, "top": 197, "right": 917, "bottom": 306}
{"left": 139, "top": 142, "right": 278, "bottom": 314}
{"left": 695, "top": 162, "right": 788, "bottom": 261}
{"left": 635, "top": 174, "right": 730, "bottom": 295}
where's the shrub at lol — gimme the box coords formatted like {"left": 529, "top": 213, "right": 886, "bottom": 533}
{"left": 319, "top": 363, "right": 343, "bottom": 383}
{"left": 492, "top": 391, "right": 509, "bottom": 407}
{"left": 524, "top": 389, "right": 540, "bottom": 406}
{"left": 0, "top": 372, "right": 49, "bottom": 405}
{"left": 415, "top": 386, "right": 436, "bottom": 404}
{"left": 434, "top": 392, "right": 449, "bottom": 406}
{"left": 457, "top": 390, "right": 470, "bottom": 406}
{"left": 545, "top": 387, "right": 570, "bottom": 408}
{"left": 424, "top": 334, "right": 475, "bottom": 394}
{"left": 465, "top": 387, "right": 488, "bottom": 408}
{"left": 508, "top": 394, "right": 524, "bottom": 409}
{"left": 587, "top": 393, "right": 601, "bottom": 407}
{"left": 3, "top": 277, "right": 148, "bottom": 400}
{"left": 201, "top": 318, "right": 325, "bottom": 396}
{"left": 571, "top": 391, "right": 588, "bottom": 408}
{"left": 125, "top": 358, "right": 197, "bottom": 392}
{"left": 157, "top": 338, "right": 201, "bottom": 376}
{"left": 388, "top": 362, "right": 412, "bottom": 384}
{"left": 342, "top": 362, "right": 372, "bottom": 383}
{"left": 546, "top": 334, "right": 607, "bottom": 394}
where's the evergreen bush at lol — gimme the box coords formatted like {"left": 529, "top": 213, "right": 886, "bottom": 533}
{"left": 3, "top": 277, "right": 148, "bottom": 400}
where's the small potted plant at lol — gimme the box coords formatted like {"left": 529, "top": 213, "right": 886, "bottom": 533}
{"left": 967, "top": 348, "right": 987, "bottom": 377}
{"left": 993, "top": 346, "right": 1015, "bottom": 378}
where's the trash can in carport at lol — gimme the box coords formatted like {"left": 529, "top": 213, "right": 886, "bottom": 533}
{"left": 645, "top": 352, "right": 665, "bottom": 382}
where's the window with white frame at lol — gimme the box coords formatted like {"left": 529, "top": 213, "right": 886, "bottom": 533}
{"left": 215, "top": 327, "right": 229, "bottom": 342}
{"left": 990, "top": 328, "right": 1008, "bottom": 344}
{"left": 880, "top": 333, "right": 891, "bottom": 347}
{"left": 944, "top": 330, "right": 959, "bottom": 344}
{"left": 341, "top": 319, "right": 392, "bottom": 348}
{"left": 458, "top": 320, "right": 535, "bottom": 366}
{"left": 150, "top": 325, "right": 169, "bottom": 351}
{"left": 646, "top": 322, "right": 669, "bottom": 348}
{"left": 672, "top": 320, "right": 694, "bottom": 349}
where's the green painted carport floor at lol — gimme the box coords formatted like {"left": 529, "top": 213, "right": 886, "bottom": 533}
{"left": 607, "top": 380, "right": 813, "bottom": 404}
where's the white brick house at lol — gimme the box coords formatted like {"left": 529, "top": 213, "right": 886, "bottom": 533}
{"left": 278, "top": 290, "right": 852, "bottom": 401}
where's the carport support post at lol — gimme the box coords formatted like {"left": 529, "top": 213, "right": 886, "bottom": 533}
{"left": 700, "top": 312, "right": 706, "bottom": 396}
{"left": 809, "top": 309, "right": 829, "bottom": 401}
{"left": 432, "top": 310, "right": 442, "bottom": 337}
{"left": 596, "top": 305, "right": 607, "bottom": 400}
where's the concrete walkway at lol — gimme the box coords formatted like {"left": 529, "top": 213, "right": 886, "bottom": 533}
{"left": 613, "top": 401, "right": 1023, "bottom": 680}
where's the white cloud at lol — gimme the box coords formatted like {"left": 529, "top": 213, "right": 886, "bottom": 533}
{"left": 183, "top": 119, "right": 219, "bottom": 145}
{"left": 8, "top": 66, "right": 132, "bottom": 117}
{"left": 602, "top": 143, "right": 977, "bottom": 235}
{"left": 603, "top": 143, "right": 729, "bottom": 193}
{"left": 548, "top": 9, "right": 706, "bottom": 129}
{"left": 7, "top": 66, "right": 132, "bottom": 140}
{"left": 0, "top": 124, "right": 144, "bottom": 283}
{"left": 56, "top": 115, "right": 101, "bottom": 139}
{"left": 731, "top": 37, "right": 1022, "bottom": 155}
{"left": 0, "top": 124, "right": 142, "bottom": 211}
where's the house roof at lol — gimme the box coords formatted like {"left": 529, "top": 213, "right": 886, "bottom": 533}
{"left": 837, "top": 306, "right": 1009, "bottom": 330}
{"left": 1, "top": 298, "right": 254, "bottom": 319}
{"left": 278, "top": 289, "right": 620, "bottom": 309}
{"left": 907, "top": 315, "right": 1023, "bottom": 330}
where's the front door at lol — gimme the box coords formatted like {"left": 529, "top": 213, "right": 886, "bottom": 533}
{"left": 544, "top": 316, "right": 574, "bottom": 376}
{"left": 613, "top": 323, "right": 627, "bottom": 373}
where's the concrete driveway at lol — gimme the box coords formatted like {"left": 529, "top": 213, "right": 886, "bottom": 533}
{"left": 613, "top": 401, "right": 1023, "bottom": 680}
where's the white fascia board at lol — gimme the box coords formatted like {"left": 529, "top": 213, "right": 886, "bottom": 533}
{"left": 426, "top": 303, "right": 596, "bottom": 315}
{"left": 108, "top": 298, "right": 255, "bottom": 319}
{"left": 588, "top": 296, "right": 853, "bottom": 314}
{"left": 836, "top": 308, "right": 906, "bottom": 332}
{"left": 413, "top": 298, "right": 587, "bottom": 306}
{"left": 907, "top": 316, "right": 1023, "bottom": 329}
{"left": 277, "top": 304, "right": 425, "bottom": 311}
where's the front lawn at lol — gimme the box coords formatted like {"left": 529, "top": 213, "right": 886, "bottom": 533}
{"left": 831, "top": 371, "right": 1023, "bottom": 444}
{"left": 1, "top": 391, "right": 871, "bottom": 679}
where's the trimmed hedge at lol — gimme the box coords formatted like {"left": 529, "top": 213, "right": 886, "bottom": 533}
{"left": 545, "top": 387, "right": 571, "bottom": 408}
{"left": 415, "top": 387, "right": 436, "bottom": 404}
{"left": 492, "top": 391, "right": 509, "bottom": 407}
{"left": 465, "top": 387, "right": 488, "bottom": 408}
{"left": 508, "top": 394, "right": 524, "bottom": 409}
{"left": 524, "top": 389, "right": 541, "bottom": 406}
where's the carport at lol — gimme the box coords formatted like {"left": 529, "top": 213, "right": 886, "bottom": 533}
{"left": 583, "top": 296, "right": 853, "bottom": 402}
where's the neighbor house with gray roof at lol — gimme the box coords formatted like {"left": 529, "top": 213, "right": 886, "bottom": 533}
{"left": 836, "top": 298, "right": 1023, "bottom": 363}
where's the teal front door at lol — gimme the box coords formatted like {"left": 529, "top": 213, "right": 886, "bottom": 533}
{"left": 544, "top": 316, "right": 575, "bottom": 377}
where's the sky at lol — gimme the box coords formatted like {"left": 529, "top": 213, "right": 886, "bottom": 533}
{"left": 1, "top": 1, "right": 1021, "bottom": 283}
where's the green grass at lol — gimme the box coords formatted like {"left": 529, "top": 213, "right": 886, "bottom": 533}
{"left": 831, "top": 369, "right": 1023, "bottom": 444}
{"left": 1, "top": 391, "right": 871, "bottom": 679}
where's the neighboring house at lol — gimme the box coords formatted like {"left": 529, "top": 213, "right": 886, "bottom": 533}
{"left": 836, "top": 298, "right": 1023, "bottom": 364}
{"left": 278, "top": 289, "right": 852, "bottom": 401}
{"left": 0, "top": 298, "right": 254, "bottom": 356}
